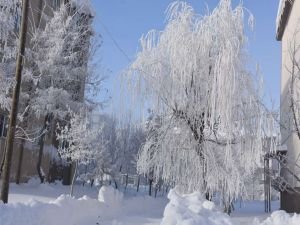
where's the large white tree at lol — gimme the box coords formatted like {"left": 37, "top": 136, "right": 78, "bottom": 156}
{"left": 128, "top": 0, "right": 271, "bottom": 210}
{"left": 0, "top": 0, "right": 101, "bottom": 183}
{"left": 0, "top": 0, "right": 21, "bottom": 112}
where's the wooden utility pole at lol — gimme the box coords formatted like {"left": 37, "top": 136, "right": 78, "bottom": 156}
{"left": 0, "top": 0, "right": 29, "bottom": 203}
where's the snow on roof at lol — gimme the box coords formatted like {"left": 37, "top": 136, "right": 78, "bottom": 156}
{"left": 276, "top": 0, "right": 295, "bottom": 40}
{"left": 276, "top": 0, "right": 286, "bottom": 32}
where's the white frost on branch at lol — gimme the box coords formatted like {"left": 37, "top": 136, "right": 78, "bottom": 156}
{"left": 57, "top": 110, "right": 98, "bottom": 165}
{"left": 26, "top": 3, "right": 95, "bottom": 119}
{"left": 0, "top": 0, "right": 21, "bottom": 111}
{"left": 71, "top": 0, "right": 95, "bottom": 17}
{"left": 128, "top": 0, "right": 273, "bottom": 206}
{"left": 0, "top": 0, "right": 21, "bottom": 42}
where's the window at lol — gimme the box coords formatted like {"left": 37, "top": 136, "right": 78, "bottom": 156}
{"left": 52, "top": 0, "right": 61, "bottom": 10}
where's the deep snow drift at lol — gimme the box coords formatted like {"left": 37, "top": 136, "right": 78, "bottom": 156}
{"left": 161, "top": 189, "right": 300, "bottom": 225}
{"left": 1, "top": 181, "right": 300, "bottom": 225}
{"left": 161, "top": 190, "right": 233, "bottom": 225}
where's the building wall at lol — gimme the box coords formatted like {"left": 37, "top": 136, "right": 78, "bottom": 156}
{"left": 280, "top": 0, "right": 300, "bottom": 188}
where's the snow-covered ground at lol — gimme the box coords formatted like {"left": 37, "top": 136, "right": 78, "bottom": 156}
{"left": 1, "top": 180, "right": 299, "bottom": 225}
{"left": 232, "top": 200, "right": 280, "bottom": 224}
{"left": 161, "top": 190, "right": 300, "bottom": 225}
{"left": 1, "top": 180, "right": 168, "bottom": 225}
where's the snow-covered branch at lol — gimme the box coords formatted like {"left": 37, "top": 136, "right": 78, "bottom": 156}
{"left": 127, "top": 0, "right": 274, "bottom": 207}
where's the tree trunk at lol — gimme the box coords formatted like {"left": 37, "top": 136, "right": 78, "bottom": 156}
{"left": 37, "top": 130, "right": 46, "bottom": 183}
{"left": 154, "top": 185, "right": 158, "bottom": 198}
{"left": 15, "top": 139, "right": 25, "bottom": 184}
{"left": 136, "top": 175, "right": 140, "bottom": 192}
{"left": 37, "top": 114, "right": 52, "bottom": 183}
{"left": 0, "top": 140, "right": 7, "bottom": 177}
{"left": 125, "top": 174, "right": 128, "bottom": 190}
{"left": 70, "top": 161, "right": 78, "bottom": 196}
{"left": 90, "top": 179, "right": 94, "bottom": 187}
{"left": 149, "top": 179, "right": 153, "bottom": 196}
{"left": 114, "top": 179, "right": 118, "bottom": 189}
{"left": 0, "top": 0, "right": 29, "bottom": 204}
{"left": 62, "top": 163, "right": 72, "bottom": 185}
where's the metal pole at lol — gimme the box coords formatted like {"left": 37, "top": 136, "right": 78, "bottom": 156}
{"left": 0, "top": 0, "right": 29, "bottom": 203}
{"left": 264, "top": 157, "right": 266, "bottom": 212}
{"left": 268, "top": 159, "right": 271, "bottom": 212}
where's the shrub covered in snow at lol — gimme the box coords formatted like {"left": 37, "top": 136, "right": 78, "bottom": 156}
{"left": 161, "top": 189, "right": 300, "bottom": 225}
{"left": 161, "top": 189, "right": 233, "bottom": 225}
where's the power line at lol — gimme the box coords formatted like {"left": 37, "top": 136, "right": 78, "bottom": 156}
{"left": 98, "top": 19, "right": 132, "bottom": 63}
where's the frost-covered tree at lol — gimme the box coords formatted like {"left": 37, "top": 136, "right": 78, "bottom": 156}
{"left": 128, "top": 0, "right": 270, "bottom": 210}
{"left": 0, "top": 0, "right": 21, "bottom": 47}
{"left": 0, "top": 0, "right": 26, "bottom": 181}
{"left": 90, "top": 115, "right": 127, "bottom": 188}
{"left": 57, "top": 109, "right": 98, "bottom": 195}
{"left": 0, "top": 0, "right": 21, "bottom": 111}
{"left": 116, "top": 117, "right": 145, "bottom": 175}
{"left": 72, "top": 114, "right": 145, "bottom": 189}
{"left": 0, "top": 0, "right": 99, "bottom": 183}
{"left": 27, "top": 2, "right": 94, "bottom": 118}
{"left": 19, "top": 1, "right": 99, "bottom": 183}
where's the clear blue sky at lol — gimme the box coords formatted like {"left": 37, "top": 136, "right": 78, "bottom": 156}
{"left": 92, "top": 0, "right": 281, "bottom": 111}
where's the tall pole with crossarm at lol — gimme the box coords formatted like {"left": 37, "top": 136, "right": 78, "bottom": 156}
{"left": 0, "top": 0, "right": 29, "bottom": 203}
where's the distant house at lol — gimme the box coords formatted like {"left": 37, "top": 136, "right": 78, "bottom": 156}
{"left": 0, "top": 0, "right": 92, "bottom": 184}
{"left": 276, "top": 0, "right": 300, "bottom": 213}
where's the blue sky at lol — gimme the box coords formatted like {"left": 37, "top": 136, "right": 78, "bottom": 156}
{"left": 92, "top": 0, "right": 281, "bottom": 111}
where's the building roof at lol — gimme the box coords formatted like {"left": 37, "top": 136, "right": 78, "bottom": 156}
{"left": 276, "top": 0, "right": 295, "bottom": 41}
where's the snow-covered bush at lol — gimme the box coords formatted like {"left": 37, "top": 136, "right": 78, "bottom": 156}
{"left": 161, "top": 189, "right": 233, "bottom": 225}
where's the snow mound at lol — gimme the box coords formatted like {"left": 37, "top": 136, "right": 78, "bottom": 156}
{"left": 161, "top": 189, "right": 233, "bottom": 225}
{"left": 98, "top": 185, "right": 123, "bottom": 207}
{"left": 161, "top": 190, "right": 300, "bottom": 225}
{"left": 0, "top": 195, "right": 102, "bottom": 225}
{"left": 25, "top": 177, "right": 42, "bottom": 187}
{"left": 259, "top": 211, "right": 300, "bottom": 225}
